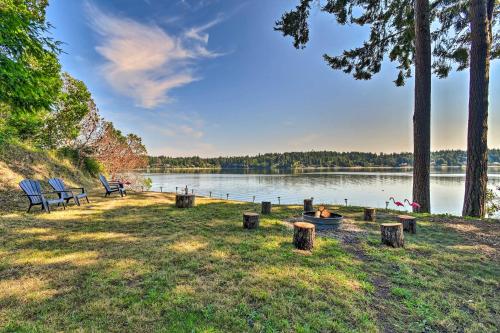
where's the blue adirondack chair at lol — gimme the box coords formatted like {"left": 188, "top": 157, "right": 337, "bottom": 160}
{"left": 49, "top": 178, "right": 89, "bottom": 206}
{"left": 99, "top": 174, "right": 126, "bottom": 197}
{"left": 19, "top": 179, "right": 66, "bottom": 213}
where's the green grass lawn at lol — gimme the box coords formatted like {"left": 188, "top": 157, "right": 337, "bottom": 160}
{"left": 0, "top": 192, "right": 498, "bottom": 332}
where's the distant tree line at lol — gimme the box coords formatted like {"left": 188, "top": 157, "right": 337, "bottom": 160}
{"left": 149, "top": 149, "right": 500, "bottom": 169}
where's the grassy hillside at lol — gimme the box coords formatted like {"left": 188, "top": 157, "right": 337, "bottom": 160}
{"left": 0, "top": 142, "right": 98, "bottom": 211}
{"left": 0, "top": 193, "right": 498, "bottom": 332}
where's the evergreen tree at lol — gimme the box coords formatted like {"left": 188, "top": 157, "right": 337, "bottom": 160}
{"left": 432, "top": 0, "right": 499, "bottom": 217}
{"left": 274, "top": 0, "right": 433, "bottom": 212}
{"left": 462, "top": 0, "right": 497, "bottom": 217}
{"left": 274, "top": 0, "right": 499, "bottom": 214}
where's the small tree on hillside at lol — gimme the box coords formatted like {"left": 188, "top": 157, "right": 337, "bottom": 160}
{"left": 93, "top": 122, "right": 148, "bottom": 178}
{"left": 71, "top": 98, "right": 105, "bottom": 167}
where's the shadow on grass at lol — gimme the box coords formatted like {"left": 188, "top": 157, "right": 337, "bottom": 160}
{"left": 1, "top": 193, "right": 498, "bottom": 332}
{"left": 338, "top": 211, "right": 499, "bottom": 332}
{"left": 0, "top": 194, "right": 378, "bottom": 332}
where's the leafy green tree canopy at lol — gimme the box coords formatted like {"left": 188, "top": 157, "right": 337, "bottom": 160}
{"left": 0, "top": 0, "right": 62, "bottom": 111}
{"left": 44, "top": 73, "right": 93, "bottom": 148}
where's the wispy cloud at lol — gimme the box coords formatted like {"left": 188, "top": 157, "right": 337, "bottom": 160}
{"left": 184, "top": 17, "right": 221, "bottom": 43}
{"left": 154, "top": 123, "right": 204, "bottom": 139}
{"left": 177, "top": 0, "right": 220, "bottom": 11}
{"left": 86, "top": 2, "right": 221, "bottom": 108}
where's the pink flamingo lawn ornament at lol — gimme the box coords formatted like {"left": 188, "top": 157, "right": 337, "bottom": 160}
{"left": 389, "top": 197, "right": 405, "bottom": 207}
{"left": 404, "top": 199, "right": 421, "bottom": 211}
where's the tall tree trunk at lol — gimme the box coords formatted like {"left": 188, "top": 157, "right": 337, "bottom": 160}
{"left": 413, "top": 0, "right": 432, "bottom": 213}
{"left": 462, "top": 0, "right": 493, "bottom": 217}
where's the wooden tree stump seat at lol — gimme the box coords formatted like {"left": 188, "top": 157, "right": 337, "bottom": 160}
{"left": 293, "top": 222, "right": 315, "bottom": 250}
{"left": 243, "top": 212, "right": 260, "bottom": 229}
{"left": 261, "top": 201, "right": 272, "bottom": 214}
{"left": 380, "top": 223, "right": 404, "bottom": 248}
{"left": 398, "top": 215, "right": 417, "bottom": 234}
{"left": 364, "top": 207, "right": 376, "bottom": 221}
{"left": 303, "top": 199, "right": 314, "bottom": 212}
{"left": 175, "top": 194, "right": 195, "bottom": 208}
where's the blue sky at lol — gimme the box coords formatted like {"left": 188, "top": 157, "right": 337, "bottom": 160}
{"left": 46, "top": 0, "right": 500, "bottom": 157}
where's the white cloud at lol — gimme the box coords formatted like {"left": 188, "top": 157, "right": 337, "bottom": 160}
{"left": 177, "top": 0, "right": 219, "bottom": 11}
{"left": 86, "top": 3, "right": 221, "bottom": 108}
{"left": 178, "top": 125, "right": 204, "bottom": 138}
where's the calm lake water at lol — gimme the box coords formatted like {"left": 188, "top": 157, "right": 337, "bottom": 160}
{"left": 141, "top": 168, "right": 500, "bottom": 217}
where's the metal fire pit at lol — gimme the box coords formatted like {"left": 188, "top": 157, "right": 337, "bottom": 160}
{"left": 302, "top": 211, "right": 343, "bottom": 227}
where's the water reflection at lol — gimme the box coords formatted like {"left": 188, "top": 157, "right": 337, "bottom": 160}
{"left": 141, "top": 168, "right": 500, "bottom": 216}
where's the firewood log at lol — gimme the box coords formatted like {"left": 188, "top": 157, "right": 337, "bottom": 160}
{"left": 320, "top": 209, "right": 331, "bottom": 218}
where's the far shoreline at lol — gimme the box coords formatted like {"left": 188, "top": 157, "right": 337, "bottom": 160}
{"left": 140, "top": 165, "right": 500, "bottom": 172}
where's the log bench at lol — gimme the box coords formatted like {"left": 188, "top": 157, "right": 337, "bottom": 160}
{"left": 380, "top": 223, "right": 404, "bottom": 248}
{"left": 398, "top": 215, "right": 417, "bottom": 234}
{"left": 175, "top": 194, "right": 195, "bottom": 208}
{"left": 364, "top": 207, "right": 376, "bottom": 221}
{"left": 261, "top": 201, "right": 272, "bottom": 214}
{"left": 303, "top": 198, "right": 313, "bottom": 212}
{"left": 243, "top": 212, "right": 259, "bottom": 229}
{"left": 293, "top": 222, "right": 315, "bottom": 250}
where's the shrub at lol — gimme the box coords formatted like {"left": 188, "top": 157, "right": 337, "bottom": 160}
{"left": 57, "top": 147, "right": 79, "bottom": 161}
{"left": 83, "top": 157, "right": 103, "bottom": 176}
{"left": 143, "top": 177, "right": 153, "bottom": 190}
{"left": 486, "top": 187, "right": 500, "bottom": 216}
{"left": 0, "top": 127, "right": 10, "bottom": 146}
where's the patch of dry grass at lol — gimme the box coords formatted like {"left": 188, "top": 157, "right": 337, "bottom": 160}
{"left": 0, "top": 142, "right": 97, "bottom": 212}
